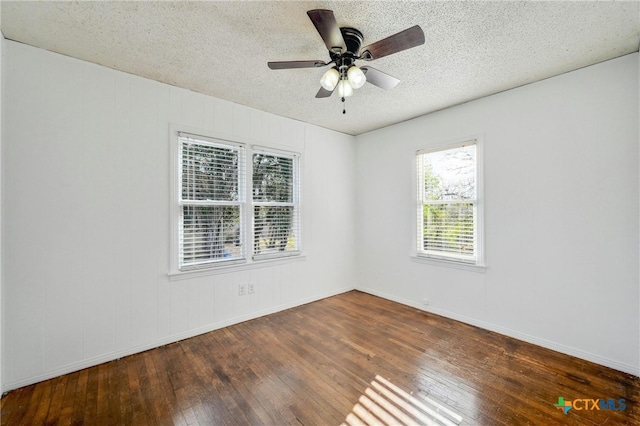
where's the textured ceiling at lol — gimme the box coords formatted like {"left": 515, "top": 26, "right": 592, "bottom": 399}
{"left": 2, "top": 1, "right": 639, "bottom": 135}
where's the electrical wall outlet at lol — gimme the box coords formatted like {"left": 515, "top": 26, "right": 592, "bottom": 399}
{"left": 248, "top": 283, "right": 255, "bottom": 294}
{"left": 239, "top": 283, "right": 247, "bottom": 296}
{"left": 422, "top": 298, "right": 430, "bottom": 306}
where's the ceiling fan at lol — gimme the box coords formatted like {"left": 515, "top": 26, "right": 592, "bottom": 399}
{"left": 268, "top": 9, "right": 425, "bottom": 113}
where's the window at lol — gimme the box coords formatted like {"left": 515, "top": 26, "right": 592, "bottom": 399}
{"left": 252, "top": 150, "right": 301, "bottom": 259}
{"left": 172, "top": 129, "right": 302, "bottom": 274}
{"left": 417, "top": 140, "right": 482, "bottom": 265}
{"left": 178, "top": 133, "right": 246, "bottom": 270}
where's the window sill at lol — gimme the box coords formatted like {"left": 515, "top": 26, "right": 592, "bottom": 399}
{"left": 169, "top": 254, "right": 306, "bottom": 281}
{"left": 411, "top": 255, "right": 487, "bottom": 273}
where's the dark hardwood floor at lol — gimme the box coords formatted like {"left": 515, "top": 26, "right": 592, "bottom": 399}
{"left": 1, "top": 290, "right": 638, "bottom": 425}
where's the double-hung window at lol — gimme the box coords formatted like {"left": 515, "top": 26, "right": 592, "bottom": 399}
{"left": 417, "top": 140, "right": 481, "bottom": 265}
{"left": 252, "top": 149, "right": 300, "bottom": 259}
{"left": 172, "top": 130, "right": 301, "bottom": 275}
{"left": 178, "top": 133, "right": 246, "bottom": 270}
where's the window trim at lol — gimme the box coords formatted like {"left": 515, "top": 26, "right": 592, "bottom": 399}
{"left": 169, "top": 125, "right": 304, "bottom": 279}
{"left": 415, "top": 136, "right": 485, "bottom": 268}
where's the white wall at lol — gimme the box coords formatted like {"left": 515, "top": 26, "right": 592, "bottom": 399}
{"left": 1, "top": 41, "right": 356, "bottom": 391}
{"left": 355, "top": 53, "right": 640, "bottom": 375}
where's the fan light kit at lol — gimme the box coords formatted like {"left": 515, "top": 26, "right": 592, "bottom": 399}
{"left": 268, "top": 9, "right": 425, "bottom": 114}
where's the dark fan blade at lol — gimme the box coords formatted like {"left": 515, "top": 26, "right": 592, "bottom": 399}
{"left": 361, "top": 67, "right": 400, "bottom": 90}
{"left": 315, "top": 86, "right": 334, "bottom": 98}
{"left": 307, "top": 9, "right": 347, "bottom": 52}
{"left": 360, "top": 25, "right": 425, "bottom": 60}
{"left": 268, "top": 60, "right": 326, "bottom": 70}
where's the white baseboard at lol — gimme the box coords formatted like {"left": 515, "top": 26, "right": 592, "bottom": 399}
{"left": 2, "top": 286, "right": 353, "bottom": 393}
{"left": 355, "top": 286, "right": 640, "bottom": 377}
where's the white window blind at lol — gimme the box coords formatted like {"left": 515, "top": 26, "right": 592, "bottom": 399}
{"left": 252, "top": 150, "right": 300, "bottom": 259}
{"left": 179, "top": 134, "right": 245, "bottom": 269}
{"left": 417, "top": 142, "right": 477, "bottom": 264}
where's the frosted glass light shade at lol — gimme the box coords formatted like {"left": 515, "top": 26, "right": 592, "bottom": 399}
{"left": 347, "top": 66, "right": 366, "bottom": 89}
{"left": 336, "top": 79, "right": 353, "bottom": 97}
{"left": 320, "top": 68, "right": 340, "bottom": 91}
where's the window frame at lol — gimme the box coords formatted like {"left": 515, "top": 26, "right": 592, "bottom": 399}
{"left": 176, "top": 131, "right": 247, "bottom": 271}
{"left": 251, "top": 147, "right": 302, "bottom": 261}
{"left": 415, "top": 138, "right": 485, "bottom": 268}
{"left": 169, "top": 125, "right": 304, "bottom": 279}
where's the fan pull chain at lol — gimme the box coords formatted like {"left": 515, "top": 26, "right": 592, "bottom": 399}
{"left": 342, "top": 97, "right": 346, "bottom": 114}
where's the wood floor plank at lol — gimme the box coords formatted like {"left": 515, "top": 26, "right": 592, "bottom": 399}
{"left": 95, "top": 362, "right": 111, "bottom": 425}
{"left": 1, "top": 291, "right": 638, "bottom": 425}
{"left": 104, "top": 360, "right": 123, "bottom": 426}
{"left": 42, "top": 375, "right": 68, "bottom": 425}
{"left": 13, "top": 383, "right": 41, "bottom": 425}
{"left": 1, "top": 386, "right": 30, "bottom": 425}
{"left": 82, "top": 363, "right": 99, "bottom": 425}
{"left": 115, "top": 358, "right": 134, "bottom": 424}
{"left": 147, "top": 347, "right": 186, "bottom": 425}
{"left": 163, "top": 342, "right": 201, "bottom": 425}
{"left": 70, "top": 368, "right": 89, "bottom": 425}
{"left": 55, "top": 370, "right": 79, "bottom": 425}
{"left": 0, "top": 386, "right": 22, "bottom": 424}
{"left": 125, "top": 351, "right": 155, "bottom": 425}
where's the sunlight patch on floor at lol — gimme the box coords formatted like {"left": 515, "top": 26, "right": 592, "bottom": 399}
{"left": 342, "top": 375, "right": 463, "bottom": 426}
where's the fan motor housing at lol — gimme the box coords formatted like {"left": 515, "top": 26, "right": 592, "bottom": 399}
{"left": 331, "top": 27, "right": 364, "bottom": 68}
{"left": 340, "top": 27, "right": 364, "bottom": 55}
